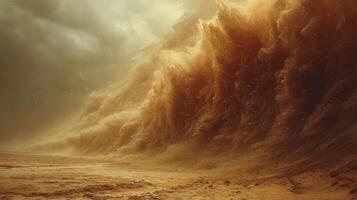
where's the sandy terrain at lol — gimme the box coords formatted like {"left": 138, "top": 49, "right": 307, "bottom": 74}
{"left": 1, "top": 0, "right": 356, "bottom": 199}
{"left": 0, "top": 152, "right": 356, "bottom": 200}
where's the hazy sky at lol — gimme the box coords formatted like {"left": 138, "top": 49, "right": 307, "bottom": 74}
{"left": 0, "top": 0, "right": 215, "bottom": 146}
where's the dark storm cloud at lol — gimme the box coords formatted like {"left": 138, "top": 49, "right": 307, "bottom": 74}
{"left": 0, "top": 0, "right": 215, "bottom": 148}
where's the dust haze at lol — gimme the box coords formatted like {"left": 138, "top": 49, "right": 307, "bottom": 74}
{"left": 0, "top": 0, "right": 356, "bottom": 199}
{"left": 0, "top": 0, "right": 213, "bottom": 147}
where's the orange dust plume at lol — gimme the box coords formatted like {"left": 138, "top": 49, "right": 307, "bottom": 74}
{"left": 37, "top": 0, "right": 357, "bottom": 167}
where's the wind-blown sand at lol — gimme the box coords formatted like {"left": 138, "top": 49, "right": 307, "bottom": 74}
{"left": 1, "top": 152, "right": 356, "bottom": 200}
{"left": 2, "top": 0, "right": 357, "bottom": 199}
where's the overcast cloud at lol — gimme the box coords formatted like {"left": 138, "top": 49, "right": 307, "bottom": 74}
{"left": 0, "top": 0, "right": 215, "bottom": 146}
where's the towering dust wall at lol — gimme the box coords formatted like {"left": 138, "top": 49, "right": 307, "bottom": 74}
{"left": 44, "top": 0, "right": 357, "bottom": 162}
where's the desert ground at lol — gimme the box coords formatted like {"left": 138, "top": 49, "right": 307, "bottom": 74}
{"left": 1, "top": 0, "right": 356, "bottom": 199}
{"left": 0, "top": 152, "right": 356, "bottom": 200}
